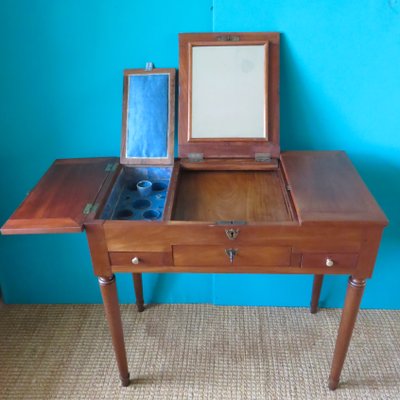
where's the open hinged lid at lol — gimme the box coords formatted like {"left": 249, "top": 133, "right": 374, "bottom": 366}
{"left": 1, "top": 158, "right": 119, "bottom": 234}
{"left": 120, "top": 68, "right": 176, "bottom": 165}
{"left": 178, "top": 32, "right": 280, "bottom": 161}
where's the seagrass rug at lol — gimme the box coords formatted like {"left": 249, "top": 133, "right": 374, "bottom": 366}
{"left": 0, "top": 304, "right": 399, "bottom": 399}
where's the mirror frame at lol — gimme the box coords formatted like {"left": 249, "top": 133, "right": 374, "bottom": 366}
{"left": 178, "top": 32, "right": 280, "bottom": 159}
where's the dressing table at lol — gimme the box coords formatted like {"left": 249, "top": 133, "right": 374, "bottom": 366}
{"left": 1, "top": 32, "right": 388, "bottom": 390}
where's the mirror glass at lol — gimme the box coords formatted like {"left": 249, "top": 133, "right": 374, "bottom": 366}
{"left": 191, "top": 45, "right": 266, "bottom": 139}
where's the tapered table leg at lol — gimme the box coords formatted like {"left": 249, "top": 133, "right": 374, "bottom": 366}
{"left": 132, "top": 273, "right": 145, "bottom": 312}
{"left": 98, "top": 275, "right": 130, "bottom": 386}
{"left": 328, "top": 276, "right": 366, "bottom": 390}
{"left": 310, "top": 274, "right": 324, "bottom": 314}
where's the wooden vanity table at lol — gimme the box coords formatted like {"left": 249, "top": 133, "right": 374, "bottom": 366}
{"left": 1, "top": 32, "right": 387, "bottom": 391}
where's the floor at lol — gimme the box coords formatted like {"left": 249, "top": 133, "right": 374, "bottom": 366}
{"left": 0, "top": 304, "right": 399, "bottom": 399}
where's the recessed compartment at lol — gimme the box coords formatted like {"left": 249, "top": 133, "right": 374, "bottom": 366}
{"left": 100, "top": 166, "right": 172, "bottom": 221}
{"left": 172, "top": 169, "right": 294, "bottom": 222}
{"left": 173, "top": 245, "right": 294, "bottom": 266}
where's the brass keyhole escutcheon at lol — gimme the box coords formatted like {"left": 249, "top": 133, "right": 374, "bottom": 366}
{"left": 225, "top": 228, "right": 240, "bottom": 240}
{"left": 225, "top": 248, "right": 238, "bottom": 264}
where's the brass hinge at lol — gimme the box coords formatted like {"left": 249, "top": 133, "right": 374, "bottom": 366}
{"left": 188, "top": 153, "right": 204, "bottom": 162}
{"left": 255, "top": 153, "right": 272, "bottom": 162}
{"left": 105, "top": 162, "right": 118, "bottom": 172}
{"left": 83, "top": 203, "right": 99, "bottom": 215}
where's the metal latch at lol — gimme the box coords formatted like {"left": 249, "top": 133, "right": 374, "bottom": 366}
{"left": 83, "top": 203, "right": 99, "bottom": 215}
{"left": 105, "top": 163, "right": 118, "bottom": 172}
{"left": 188, "top": 153, "right": 204, "bottom": 162}
{"left": 255, "top": 153, "right": 272, "bottom": 162}
{"left": 216, "top": 220, "right": 247, "bottom": 226}
{"left": 217, "top": 35, "right": 240, "bottom": 42}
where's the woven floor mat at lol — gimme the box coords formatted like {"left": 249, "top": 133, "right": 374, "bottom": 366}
{"left": 1, "top": 304, "right": 399, "bottom": 399}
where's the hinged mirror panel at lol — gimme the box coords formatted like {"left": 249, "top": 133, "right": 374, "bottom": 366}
{"left": 178, "top": 32, "right": 280, "bottom": 159}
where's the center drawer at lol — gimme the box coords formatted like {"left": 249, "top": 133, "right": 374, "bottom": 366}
{"left": 173, "top": 245, "right": 293, "bottom": 267}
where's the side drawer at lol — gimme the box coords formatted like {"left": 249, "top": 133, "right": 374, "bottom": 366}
{"left": 302, "top": 253, "right": 359, "bottom": 270}
{"left": 109, "top": 251, "right": 172, "bottom": 267}
{"left": 173, "top": 245, "right": 294, "bottom": 267}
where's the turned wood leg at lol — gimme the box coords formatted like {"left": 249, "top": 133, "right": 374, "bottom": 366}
{"left": 310, "top": 274, "right": 324, "bottom": 314}
{"left": 98, "top": 275, "right": 130, "bottom": 387}
{"left": 328, "top": 276, "right": 366, "bottom": 391}
{"left": 132, "top": 273, "right": 145, "bottom": 312}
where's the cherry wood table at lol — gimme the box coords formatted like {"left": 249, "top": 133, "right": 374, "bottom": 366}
{"left": 1, "top": 150, "right": 388, "bottom": 390}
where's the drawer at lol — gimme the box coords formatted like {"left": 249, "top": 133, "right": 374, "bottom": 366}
{"left": 109, "top": 251, "right": 172, "bottom": 267}
{"left": 302, "top": 253, "right": 358, "bottom": 270}
{"left": 173, "top": 245, "right": 293, "bottom": 267}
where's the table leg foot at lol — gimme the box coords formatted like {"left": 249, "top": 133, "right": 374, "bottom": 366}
{"left": 328, "top": 377, "right": 339, "bottom": 391}
{"left": 98, "top": 275, "right": 130, "bottom": 385}
{"left": 310, "top": 274, "right": 324, "bottom": 314}
{"left": 120, "top": 373, "right": 130, "bottom": 387}
{"left": 328, "top": 276, "right": 366, "bottom": 390}
{"left": 133, "top": 273, "right": 145, "bottom": 312}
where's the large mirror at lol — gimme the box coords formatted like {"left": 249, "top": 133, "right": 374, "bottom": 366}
{"left": 178, "top": 33, "right": 280, "bottom": 159}
{"left": 191, "top": 44, "right": 267, "bottom": 139}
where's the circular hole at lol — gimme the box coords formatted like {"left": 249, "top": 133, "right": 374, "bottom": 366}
{"left": 133, "top": 199, "right": 151, "bottom": 209}
{"left": 143, "top": 209, "right": 161, "bottom": 220}
{"left": 125, "top": 196, "right": 131, "bottom": 200}
{"left": 152, "top": 182, "right": 167, "bottom": 192}
{"left": 137, "top": 180, "right": 152, "bottom": 188}
{"left": 116, "top": 209, "right": 133, "bottom": 219}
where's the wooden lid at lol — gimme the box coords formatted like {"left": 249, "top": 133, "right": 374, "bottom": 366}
{"left": 120, "top": 68, "right": 175, "bottom": 165}
{"left": 1, "top": 158, "right": 119, "bottom": 234}
{"left": 178, "top": 32, "right": 280, "bottom": 160}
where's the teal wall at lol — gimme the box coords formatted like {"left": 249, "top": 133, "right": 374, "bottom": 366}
{"left": 0, "top": 1, "right": 399, "bottom": 308}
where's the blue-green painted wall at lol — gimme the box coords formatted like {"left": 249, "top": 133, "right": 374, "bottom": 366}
{"left": 1, "top": 1, "right": 399, "bottom": 308}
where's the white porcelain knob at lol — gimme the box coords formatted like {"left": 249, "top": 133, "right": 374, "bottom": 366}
{"left": 326, "top": 258, "right": 334, "bottom": 267}
{"left": 131, "top": 257, "right": 140, "bottom": 265}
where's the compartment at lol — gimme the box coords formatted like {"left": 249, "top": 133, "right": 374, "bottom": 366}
{"left": 109, "top": 251, "right": 173, "bottom": 267}
{"left": 172, "top": 170, "right": 294, "bottom": 222}
{"left": 173, "top": 245, "right": 294, "bottom": 266}
{"left": 100, "top": 166, "right": 172, "bottom": 221}
{"left": 302, "top": 253, "right": 359, "bottom": 270}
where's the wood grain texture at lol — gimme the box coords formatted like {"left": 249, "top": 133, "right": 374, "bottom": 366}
{"left": 179, "top": 158, "right": 278, "bottom": 170}
{"left": 1, "top": 157, "right": 118, "bottom": 235}
{"left": 173, "top": 245, "right": 293, "bottom": 266}
{"left": 310, "top": 274, "right": 324, "bottom": 314}
{"left": 178, "top": 32, "right": 280, "bottom": 159}
{"left": 132, "top": 273, "right": 144, "bottom": 312}
{"left": 109, "top": 251, "right": 173, "bottom": 266}
{"left": 111, "top": 264, "right": 359, "bottom": 275}
{"left": 103, "top": 223, "right": 365, "bottom": 252}
{"left": 86, "top": 221, "right": 112, "bottom": 276}
{"left": 302, "top": 253, "right": 358, "bottom": 270}
{"left": 172, "top": 170, "right": 292, "bottom": 222}
{"left": 98, "top": 275, "right": 130, "bottom": 386}
{"left": 281, "top": 151, "right": 388, "bottom": 225}
{"left": 329, "top": 276, "right": 366, "bottom": 390}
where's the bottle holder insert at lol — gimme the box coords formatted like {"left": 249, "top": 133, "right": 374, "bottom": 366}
{"left": 100, "top": 166, "right": 172, "bottom": 221}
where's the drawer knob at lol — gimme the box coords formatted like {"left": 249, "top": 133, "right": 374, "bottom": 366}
{"left": 131, "top": 257, "right": 140, "bottom": 265}
{"left": 326, "top": 258, "right": 334, "bottom": 267}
